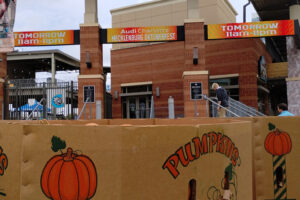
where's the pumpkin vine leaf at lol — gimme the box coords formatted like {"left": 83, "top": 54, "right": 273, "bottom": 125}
{"left": 51, "top": 136, "right": 66, "bottom": 153}
{"left": 268, "top": 123, "right": 276, "bottom": 131}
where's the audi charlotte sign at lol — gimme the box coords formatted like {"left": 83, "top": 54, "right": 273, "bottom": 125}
{"left": 207, "top": 20, "right": 297, "bottom": 40}
{"left": 102, "top": 26, "right": 184, "bottom": 43}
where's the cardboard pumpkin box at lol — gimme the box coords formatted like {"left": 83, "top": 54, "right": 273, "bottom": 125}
{"left": 18, "top": 120, "right": 253, "bottom": 200}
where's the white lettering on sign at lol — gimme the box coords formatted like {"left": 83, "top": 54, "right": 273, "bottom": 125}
{"left": 221, "top": 22, "right": 279, "bottom": 32}
{"left": 14, "top": 32, "right": 67, "bottom": 39}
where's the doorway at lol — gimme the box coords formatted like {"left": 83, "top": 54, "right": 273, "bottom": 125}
{"left": 122, "top": 96, "right": 151, "bottom": 119}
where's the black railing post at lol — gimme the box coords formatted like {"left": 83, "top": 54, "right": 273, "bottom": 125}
{"left": 71, "top": 81, "right": 74, "bottom": 119}
{"left": 43, "top": 82, "right": 47, "bottom": 119}
{"left": 16, "top": 86, "right": 19, "bottom": 120}
{"left": 3, "top": 80, "right": 8, "bottom": 120}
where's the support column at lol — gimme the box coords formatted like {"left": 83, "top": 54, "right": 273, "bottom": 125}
{"left": 183, "top": 71, "right": 209, "bottom": 118}
{"left": 286, "top": 4, "right": 300, "bottom": 115}
{"left": 78, "top": 0, "right": 104, "bottom": 119}
{"left": 51, "top": 53, "right": 56, "bottom": 84}
{"left": 0, "top": 53, "right": 7, "bottom": 120}
{"left": 183, "top": 18, "right": 207, "bottom": 117}
{"left": 184, "top": 19, "right": 206, "bottom": 71}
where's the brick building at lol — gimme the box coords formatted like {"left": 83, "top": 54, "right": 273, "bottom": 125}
{"left": 110, "top": 0, "right": 274, "bottom": 119}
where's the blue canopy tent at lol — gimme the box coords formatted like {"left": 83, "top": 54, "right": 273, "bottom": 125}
{"left": 19, "top": 101, "right": 51, "bottom": 112}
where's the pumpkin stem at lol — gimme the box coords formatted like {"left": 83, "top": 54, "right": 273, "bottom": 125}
{"left": 64, "top": 148, "right": 73, "bottom": 161}
{"left": 275, "top": 128, "right": 281, "bottom": 134}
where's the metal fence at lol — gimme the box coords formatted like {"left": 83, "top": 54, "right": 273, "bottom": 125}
{"left": 4, "top": 80, "right": 78, "bottom": 120}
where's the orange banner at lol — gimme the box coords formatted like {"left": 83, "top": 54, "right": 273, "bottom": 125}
{"left": 207, "top": 20, "right": 295, "bottom": 40}
{"left": 14, "top": 30, "right": 75, "bottom": 46}
{"left": 107, "top": 26, "right": 177, "bottom": 43}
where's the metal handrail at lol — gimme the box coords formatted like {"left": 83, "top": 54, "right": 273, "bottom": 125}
{"left": 77, "top": 97, "right": 90, "bottom": 120}
{"left": 210, "top": 96, "right": 253, "bottom": 117}
{"left": 229, "top": 97, "right": 265, "bottom": 116}
{"left": 228, "top": 99, "right": 254, "bottom": 117}
{"left": 201, "top": 95, "right": 240, "bottom": 117}
{"left": 206, "top": 95, "right": 266, "bottom": 117}
{"left": 26, "top": 98, "right": 45, "bottom": 120}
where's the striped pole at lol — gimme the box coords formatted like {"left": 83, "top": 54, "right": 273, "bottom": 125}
{"left": 273, "top": 155, "right": 287, "bottom": 200}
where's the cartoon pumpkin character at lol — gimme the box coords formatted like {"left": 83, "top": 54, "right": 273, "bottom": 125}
{"left": 264, "top": 123, "right": 292, "bottom": 200}
{"left": 41, "top": 136, "right": 97, "bottom": 200}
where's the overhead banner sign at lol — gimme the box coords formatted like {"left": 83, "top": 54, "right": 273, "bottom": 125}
{"left": 0, "top": 0, "right": 17, "bottom": 52}
{"left": 207, "top": 20, "right": 296, "bottom": 40}
{"left": 14, "top": 30, "right": 80, "bottom": 46}
{"left": 104, "top": 26, "right": 184, "bottom": 43}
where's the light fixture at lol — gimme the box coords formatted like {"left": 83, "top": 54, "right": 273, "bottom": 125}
{"left": 85, "top": 51, "right": 92, "bottom": 68}
{"left": 193, "top": 47, "right": 198, "bottom": 65}
{"left": 114, "top": 91, "right": 118, "bottom": 100}
{"left": 156, "top": 87, "right": 160, "bottom": 97}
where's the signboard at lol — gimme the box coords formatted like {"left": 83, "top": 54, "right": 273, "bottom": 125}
{"left": 190, "top": 82, "right": 202, "bottom": 100}
{"left": 207, "top": 20, "right": 296, "bottom": 40}
{"left": 51, "top": 94, "right": 64, "bottom": 108}
{"left": 0, "top": 0, "right": 17, "bottom": 52}
{"left": 47, "top": 89, "right": 66, "bottom": 110}
{"left": 14, "top": 30, "right": 80, "bottom": 46}
{"left": 84, "top": 86, "right": 95, "bottom": 103}
{"left": 106, "top": 26, "right": 179, "bottom": 43}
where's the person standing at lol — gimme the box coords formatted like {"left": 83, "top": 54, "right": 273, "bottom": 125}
{"left": 277, "top": 103, "right": 294, "bottom": 116}
{"left": 212, "top": 83, "right": 229, "bottom": 117}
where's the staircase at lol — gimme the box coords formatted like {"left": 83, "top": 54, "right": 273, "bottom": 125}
{"left": 202, "top": 95, "right": 266, "bottom": 117}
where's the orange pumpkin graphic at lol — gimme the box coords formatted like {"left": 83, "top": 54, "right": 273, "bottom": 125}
{"left": 41, "top": 148, "right": 97, "bottom": 200}
{"left": 0, "top": 146, "right": 8, "bottom": 176}
{"left": 264, "top": 126, "right": 292, "bottom": 156}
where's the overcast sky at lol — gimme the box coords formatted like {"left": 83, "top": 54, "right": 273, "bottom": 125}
{"left": 14, "top": 0, "right": 256, "bottom": 67}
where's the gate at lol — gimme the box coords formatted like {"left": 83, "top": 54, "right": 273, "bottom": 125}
{"left": 4, "top": 79, "right": 78, "bottom": 120}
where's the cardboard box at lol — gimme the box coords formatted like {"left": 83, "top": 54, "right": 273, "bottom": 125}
{"left": 0, "top": 117, "right": 299, "bottom": 200}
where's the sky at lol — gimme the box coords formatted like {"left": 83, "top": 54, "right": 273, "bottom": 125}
{"left": 13, "top": 0, "right": 256, "bottom": 82}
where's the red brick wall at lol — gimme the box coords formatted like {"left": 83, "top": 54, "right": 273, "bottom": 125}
{"left": 78, "top": 78, "right": 104, "bottom": 119}
{"left": 80, "top": 26, "right": 103, "bottom": 75}
{"left": 111, "top": 38, "right": 272, "bottom": 118}
{"left": 111, "top": 42, "right": 185, "bottom": 118}
{"left": 78, "top": 26, "right": 104, "bottom": 119}
{"left": 184, "top": 22, "right": 205, "bottom": 71}
{"left": 183, "top": 73, "right": 209, "bottom": 117}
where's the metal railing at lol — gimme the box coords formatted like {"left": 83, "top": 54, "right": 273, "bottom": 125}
{"left": 77, "top": 97, "right": 90, "bottom": 120}
{"left": 26, "top": 98, "right": 45, "bottom": 120}
{"left": 228, "top": 97, "right": 265, "bottom": 117}
{"left": 202, "top": 95, "right": 266, "bottom": 117}
{"left": 5, "top": 80, "right": 78, "bottom": 120}
{"left": 201, "top": 95, "right": 240, "bottom": 117}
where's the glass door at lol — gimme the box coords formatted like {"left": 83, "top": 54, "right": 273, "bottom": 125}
{"left": 128, "top": 97, "right": 137, "bottom": 119}
{"left": 122, "top": 96, "right": 151, "bottom": 119}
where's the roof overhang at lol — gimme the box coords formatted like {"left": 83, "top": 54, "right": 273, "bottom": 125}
{"left": 250, "top": 0, "right": 296, "bottom": 21}
{"left": 250, "top": 0, "right": 300, "bottom": 61}
{"left": 7, "top": 49, "right": 80, "bottom": 71}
